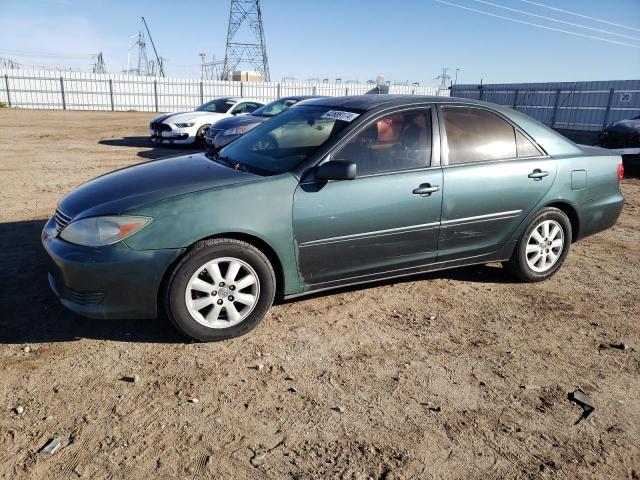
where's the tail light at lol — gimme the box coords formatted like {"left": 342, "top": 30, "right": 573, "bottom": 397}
{"left": 617, "top": 160, "right": 624, "bottom": 182}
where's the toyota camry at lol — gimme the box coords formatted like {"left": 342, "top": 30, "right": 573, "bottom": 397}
{"left": 43, "top": 95, "right": 624, "bottom": 341}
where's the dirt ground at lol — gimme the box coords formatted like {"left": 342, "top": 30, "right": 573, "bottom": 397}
{"left": 1, "top": 109, "right": 639, "bottom": 479}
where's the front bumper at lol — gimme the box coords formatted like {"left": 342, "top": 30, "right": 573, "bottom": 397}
{"left": 42, "top": 217, "right": 184, "bottom": 319}
{"left": 149, "top": 126, "right": 194, "bottom": 145}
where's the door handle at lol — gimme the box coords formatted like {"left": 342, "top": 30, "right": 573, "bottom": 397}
{"left": 413, "top": 183, "right": 440, "bottom": 195}
{"left": 528, "top": 169, "right": 549, "bottom": 180}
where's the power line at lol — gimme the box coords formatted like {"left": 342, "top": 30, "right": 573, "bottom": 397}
{"left": 434, "top": 0, "right": 640, "bottom": 49}
{"left": 469, "top": 0, "right": 640, "bottom": 41}
{"left": 516, "top": 0, "right": 640, "bottom": 33}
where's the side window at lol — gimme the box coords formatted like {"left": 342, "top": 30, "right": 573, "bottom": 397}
{"left": 242, "top": 102, "right": 261, "bottom": 113}
{"left": 231, "top": 102, "right": 247, "bottom": 113}
{"left": 516, "top": 130, "right": 543, "bottom": 157}
{"left": 443, "top": 107, "right": 517, "bottom": 165}
{"left": 334, "top": 109, "right": 432, "bottom": 177}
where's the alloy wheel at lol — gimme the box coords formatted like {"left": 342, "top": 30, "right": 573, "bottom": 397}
{"left": 184, "top": 257, "right": 260, "bottom": 328}
{"left": 525, "top": 219, "right": 564, "bottom": 273}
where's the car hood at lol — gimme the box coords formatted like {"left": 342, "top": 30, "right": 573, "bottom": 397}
{"left": 58, "top": 153, "right": 259, "bottom": 219}
{"left": 211, "top": 114, "right": 267, "bottom": 131}
{"left": 161, "top": 111, "right": 227, "bottom": 125}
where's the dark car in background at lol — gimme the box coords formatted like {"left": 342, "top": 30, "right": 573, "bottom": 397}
{"left": 599, "top": 115, "right": 640, "bottom": 149}
{"left": 205, "top": 96, "right": 322, "bottom": 150}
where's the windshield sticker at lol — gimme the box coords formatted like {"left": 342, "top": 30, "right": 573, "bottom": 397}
{"left": 321, "top": 110, "right": 360, "bottom": 122}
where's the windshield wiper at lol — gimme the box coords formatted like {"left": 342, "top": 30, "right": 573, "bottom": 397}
{"left": 207, "top": 153, "right": 252, "bottom": 173}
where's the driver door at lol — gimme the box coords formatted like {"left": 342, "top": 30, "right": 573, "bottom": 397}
{"left": 292, "top": 107, "right": 443, "bottom": 287}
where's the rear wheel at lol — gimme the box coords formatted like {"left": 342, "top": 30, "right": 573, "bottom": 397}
{"left": 503, "top": 207, "right": 572, "bottom": 282}
{"left": 164, "top": 239, "right": 276, "bottom": 341}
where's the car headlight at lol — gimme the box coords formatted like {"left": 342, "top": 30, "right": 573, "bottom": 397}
{"left": 59, "top": 216, "right": 152, "bottom": 247}
{"left": 222, "top": 124, "right": 257, "bottom": 136}
{"left": 175, "top": 122, "right": 195, "bottom": 128}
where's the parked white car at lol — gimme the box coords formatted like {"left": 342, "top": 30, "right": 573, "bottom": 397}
{"left": 149, "top": 97, "right": 264, "bottom": 146}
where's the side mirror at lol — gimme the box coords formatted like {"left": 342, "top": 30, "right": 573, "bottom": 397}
{"left": 315, "top": 159, "right": 357, "bottom": 181}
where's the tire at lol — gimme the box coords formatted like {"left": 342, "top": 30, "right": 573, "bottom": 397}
{"left": 195, "top": 125, "right": 210, "bottom": 148}
{"left": 164, "top": 238, "right": 276, "bottom": 341}
{"left": 502, "top": 207, "right": 572, "bottom": 282}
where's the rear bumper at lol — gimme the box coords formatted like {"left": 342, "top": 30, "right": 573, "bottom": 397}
{"left": 42, "top": 217, "right": 184, "bottom": 319}
{"left": 575, "top": 191, "right": 624, "bottom": 241}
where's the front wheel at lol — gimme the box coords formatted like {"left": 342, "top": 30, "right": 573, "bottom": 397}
{"left": 195, "top": 125, "right": 210, "bottom": 148}
{"left": 164, "top": 239, "right": 276, "bottom": 341}
{"left": 503, "top": 207, "right": 572, "bottom": 282}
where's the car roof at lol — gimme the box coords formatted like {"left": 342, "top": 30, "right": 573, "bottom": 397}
{"left": 301, "top": 94, "right": 493, "bottom": 111}
{"left": 223, "top": 97, "right": 264, "bottom": 103}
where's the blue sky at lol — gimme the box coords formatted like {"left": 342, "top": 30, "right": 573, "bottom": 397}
{"left": 0, "top": 0, "right": 638, "bottom": 86}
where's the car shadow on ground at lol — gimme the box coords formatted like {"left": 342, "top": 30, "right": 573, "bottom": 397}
{"left": 0, "top": 219, "right": 185, "bottom": 345}
{"left": 0, "top": 219, "right": 518, "bottom": 345}
{"left": 98, "top": 136, "right": 198, "bottom": 160}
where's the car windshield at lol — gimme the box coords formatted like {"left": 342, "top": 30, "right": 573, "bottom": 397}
{"left": 196, "top": 98, "right": 235, "bottom": 113}
{"left": 252, "top": 98, "right": 299, "bottom": 118}
{"left": 209, "top": 105, "right": 361, "bottom": 175}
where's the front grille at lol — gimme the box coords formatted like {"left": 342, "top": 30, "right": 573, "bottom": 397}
{"left": 150, "top": 122, "right": 172, "bottom": 132}
{"left": 206, "top": 128, "right": 222, "bottom": 138}
{"left": 54, "top": 209, "right": 72, "bottom": 234}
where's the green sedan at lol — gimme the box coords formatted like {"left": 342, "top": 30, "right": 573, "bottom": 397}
{"left": 42, "top": 95, "right": 624, "bottom": 341}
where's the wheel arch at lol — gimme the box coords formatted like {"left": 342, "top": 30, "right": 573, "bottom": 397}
{"left": 544, "top": 201, "right": 580, "bottom": 242}
{"left": 158, "top": 232, "right": 286, "bottom": 310}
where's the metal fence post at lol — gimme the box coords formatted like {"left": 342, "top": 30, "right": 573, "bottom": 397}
{"left": 60, "top": 76, "right": 66, "bottom": 110}
{"left": 277, "top": 82, "right": 281, "bottom": 98}
{"left": 550, "top": 89, "right": 561, "bottom": 128}
{"left": 512, "top": 89, "right": 519, "bottom": 109}
{"left": 200, "top": 81, "right": 204, "bottom": 104}
{"left": 602, "top": 88, "right": 615, "bottom": 129}
{"left": 312, "top": 85, "right": 317, "bottom": 95}
{"left": 478, "top": 85, "right": 484, "bottom": 100}
{"left": 345, "top": 86, "right": 349, "bottom": 96}
{"left": 240, "top": 81, "right": 244, "bottom": 97}
{"left": 153, "top": 80, "right": 158, "bottom": 112}
{"left": 109, "top": 79, "right": 114, "bottom": 111}
{"left": 3, "top": 74, "right": 11, "bottom": 107}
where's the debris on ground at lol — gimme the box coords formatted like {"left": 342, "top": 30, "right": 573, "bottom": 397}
{"left": 14, "top": 406, "right": 24, "bottom": 415}
{"left": 188, "top": 398, "right": 199, "bottom": 404}
{"left": 599, "top": 342, "right": 628, "bottom": 351}
{"left": 568, "top": 389, "right": 597, "bottom": 423}
{"left": 121, "top": 374, "right": 140, "bottom": 383}
{"left": 23, "top": 346, "right": 31, "bottom": 353}
{"left": 40, "top": 438, "right": 62, "bottom": 455}
{"left": 420, "top": 403, "right": 441, "bottom": 412}
{"left": 520, "top": 384, "right": 548, "bottom": 390}
{"left": 253, "top": 363, "right": 264, "bottom": 371}
{"left": 333, "top": 405, "right": 345, "bottom": 413}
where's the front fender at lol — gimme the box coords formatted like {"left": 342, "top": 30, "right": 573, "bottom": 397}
{"left": 123, "top": 173, "right": 302, "bottom": 295}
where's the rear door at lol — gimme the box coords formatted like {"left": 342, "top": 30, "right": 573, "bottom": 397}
{"left": 293, "top": 107, "right": 443, "bottom": 286}
{"left": 437, "top": 105, "right": 556, "bottom": 261}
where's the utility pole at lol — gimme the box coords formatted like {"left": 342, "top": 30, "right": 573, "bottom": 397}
{"left": 222, "top": 0, "right": 270, "bottom": 81}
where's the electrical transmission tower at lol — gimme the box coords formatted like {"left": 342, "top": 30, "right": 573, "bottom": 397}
{"left": 125, "top": 24, "right": 165, "bottom": 77}
{"left": 435, "top": 67, "right": 451, "bottom": 90}
{"left": 93, "top": 52, "right": 106, "bottom": 74}
{"left": 222, "top": 0, "right": 270, "bottom": 81}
